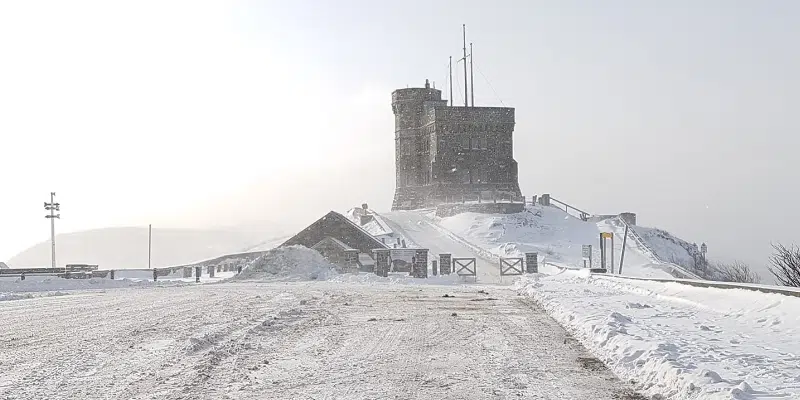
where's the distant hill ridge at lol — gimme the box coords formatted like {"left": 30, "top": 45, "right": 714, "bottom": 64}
{"left": 8, "top": 226, "right": 288, "bottom": 270}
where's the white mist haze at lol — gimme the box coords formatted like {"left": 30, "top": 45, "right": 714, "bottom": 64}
{"left": 2, "top": 1, "right": 799, "bottom": 279}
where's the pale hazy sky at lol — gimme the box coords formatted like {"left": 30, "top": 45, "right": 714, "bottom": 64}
{"left": 1, "top": 1, "right": 798, "bottom": 276}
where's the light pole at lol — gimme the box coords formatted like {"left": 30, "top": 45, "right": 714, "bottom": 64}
{"left": 44, "top": 192, "right": 60, "bottom": 270}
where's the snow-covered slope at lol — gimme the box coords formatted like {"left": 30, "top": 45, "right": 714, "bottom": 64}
{"left": 7, "top": 227, "right": 287, "bottom": 270}
{"left": 635, "top": 225, "right": 697, "bottom": 267}
{"left": 436, "top": 206, "right": 681, "bottom": 279}
{"left": 516, "top": 272, "right": 800, "bottom": 399}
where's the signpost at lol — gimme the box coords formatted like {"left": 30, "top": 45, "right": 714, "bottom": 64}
{"left": 582, "top": 245, "right": 593, "bottom": 269}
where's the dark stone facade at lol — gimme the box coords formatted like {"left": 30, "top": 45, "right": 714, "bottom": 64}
{"left": 391, "top": 80, "right": 522, "bottom": 210}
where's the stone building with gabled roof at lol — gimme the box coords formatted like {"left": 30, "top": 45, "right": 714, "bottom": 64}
{"left": 280, "top": 211, "right": 388, "bottom": 270}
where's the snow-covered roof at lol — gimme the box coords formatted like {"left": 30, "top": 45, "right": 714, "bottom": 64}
{"left": 312, "top": 236, "right": 354, "bottom": 251}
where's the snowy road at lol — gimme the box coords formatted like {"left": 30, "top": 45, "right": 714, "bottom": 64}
{"left": 0, "top": 281, "right": 644, "bottom": 399}
{"left": 382, "top": 211, "right": 505, "bottom": 283}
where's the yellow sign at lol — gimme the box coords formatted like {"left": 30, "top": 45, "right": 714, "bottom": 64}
{"left": 601, "top": 232, "right": 613, "bottom": 239}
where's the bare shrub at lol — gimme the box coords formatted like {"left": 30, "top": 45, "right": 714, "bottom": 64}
{"left": 711, "top": 261, "right": 761, "bottom": 284}
{"left": 769, "top": 243, "right": 800, "bottom": 288}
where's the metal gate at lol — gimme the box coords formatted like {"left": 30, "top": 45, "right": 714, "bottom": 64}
{"left": 453, "top": 257, "right": 477, "bottom": 277}
{"left": 500, "top": 257, "right": 524, "bottom": 276}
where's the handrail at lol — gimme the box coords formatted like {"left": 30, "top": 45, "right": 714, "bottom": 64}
{"left": 549, "top": 197, "right": 591, "bottom": 217}
{"left": 614, "top": 217, "right": 703, "bottom": 280}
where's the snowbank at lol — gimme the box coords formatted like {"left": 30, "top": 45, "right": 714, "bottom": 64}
{"left": 0, "top": 274, "right": 184, "bottom": 295}
{"left": 516, "top": 273, "right": 800, "bottom": 399}
{"left": 232, "top": 245, "right": 337, "bottom": 282}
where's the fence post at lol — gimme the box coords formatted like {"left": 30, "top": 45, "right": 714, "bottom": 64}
{"left": 439, "top": 253, "right": 452, "bottom": 275}
{"left": 412, "top": 249, "right": 428, "bottom": 278}
{"left": 525, "top": 253, "right": 538, "bottom": 273}
{"left": 374, "top": 249, "right": 390, "bottom": 277}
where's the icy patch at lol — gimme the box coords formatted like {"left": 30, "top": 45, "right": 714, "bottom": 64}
{"left": 232, "top": 245, "right": 336, "bottom": 282}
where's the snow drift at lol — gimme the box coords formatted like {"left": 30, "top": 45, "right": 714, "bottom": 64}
{"left": 233, "top": 245, "right": 336, "bottom": 281}
{"left": 516, "top": 273, "right": 800, "bottom": 399}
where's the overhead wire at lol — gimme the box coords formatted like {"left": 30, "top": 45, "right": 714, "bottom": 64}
{"left": 476, "top": 64, "right": 505, "bottom": 107}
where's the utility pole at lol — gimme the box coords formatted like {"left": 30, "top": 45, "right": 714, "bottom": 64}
{"left": 610, "top": 235, "right": 615, "bottom": 274}
{"left": 619, "top": 225, "right": 629, "bottom": 275}
{"left": 462, "top": 24, "right": 468, "bottom": 108}
{"left": 449, "top": 56, "right": 453, "bottom": 107}
{"left": 469, "top": 42, "right": 474, "bottom": 107}
{"left": 43, "top": 192, "right": 60, "bottom": 270}
{"left": 148, "top": 224, "right": 152, "bottom": 269}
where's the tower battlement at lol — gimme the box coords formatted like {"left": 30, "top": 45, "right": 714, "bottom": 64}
{"left": 391, "top": 80, "right": 521, "bottom": 210}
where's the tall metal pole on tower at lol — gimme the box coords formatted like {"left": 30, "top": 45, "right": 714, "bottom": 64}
{"left": 462, "top": 24, "right": 468, "bottom": 108}
{"left": 449, "top": 56, "right": 453, "bottom": 107}
{"left": 43, "top": 192, "right": 60, "bottom": 270}
{"left": 469, "top": 42, "right": 475, "bottom": 107}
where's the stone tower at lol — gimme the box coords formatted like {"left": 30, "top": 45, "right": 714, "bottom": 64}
{"left": 391, "top": 79, "right": 521, "bottom": 210}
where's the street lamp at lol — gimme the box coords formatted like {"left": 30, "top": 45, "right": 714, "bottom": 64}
{"left": 44, "top": 192, "right": 60, "bottom": 270}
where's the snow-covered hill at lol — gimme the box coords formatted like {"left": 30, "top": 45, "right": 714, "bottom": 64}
{"left": 7, "top": 226, "right": 289, "bottom": 270}
{"left": 434, "top": 205, "right": 687, "bottom": 279}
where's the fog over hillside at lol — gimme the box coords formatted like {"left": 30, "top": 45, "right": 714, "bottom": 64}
{"left": 8, "top": 226, "right": 291, "bottom": 269}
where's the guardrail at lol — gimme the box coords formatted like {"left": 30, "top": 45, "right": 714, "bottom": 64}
{"left": 592, "top": 274, "right": 800, "bottom": 298}
{"left": 548, "top": 196, "right": 591, "bottom": 221}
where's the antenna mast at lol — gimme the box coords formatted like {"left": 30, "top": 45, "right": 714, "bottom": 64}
{"left": 449, "top": 56, "right": 453, "bottom": 107}
{"left": 462, "top": 24, "right": 468, "bottom": 108}
{"left": 469, "top": 42, "right": 474, "bottom": 107}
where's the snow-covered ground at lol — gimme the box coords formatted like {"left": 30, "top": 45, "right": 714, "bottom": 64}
{"left": 435, "top": 205, "right": 680, "bottom": 278}
{"left": 3, "top": 206, "right": 798, "bottom": 400}
{"left": 0, "top": 280, "right": 647, "bottom": 400}
{"left": 516, "top": 272, "right": 800, "bottom": 399}
{"left": 381, "top": 208, "right": 800, "bottom": 399}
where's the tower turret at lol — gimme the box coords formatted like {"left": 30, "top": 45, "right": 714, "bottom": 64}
{"left": 391, "top": 81, "right": 443, "bottom": 194}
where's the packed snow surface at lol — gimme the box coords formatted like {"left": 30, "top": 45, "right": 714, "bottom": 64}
{"left": 516, "top": 272, "right": 800, "bottom": 399}
{"left": 0, "top": 281, "right": 643, "bottom": 399}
